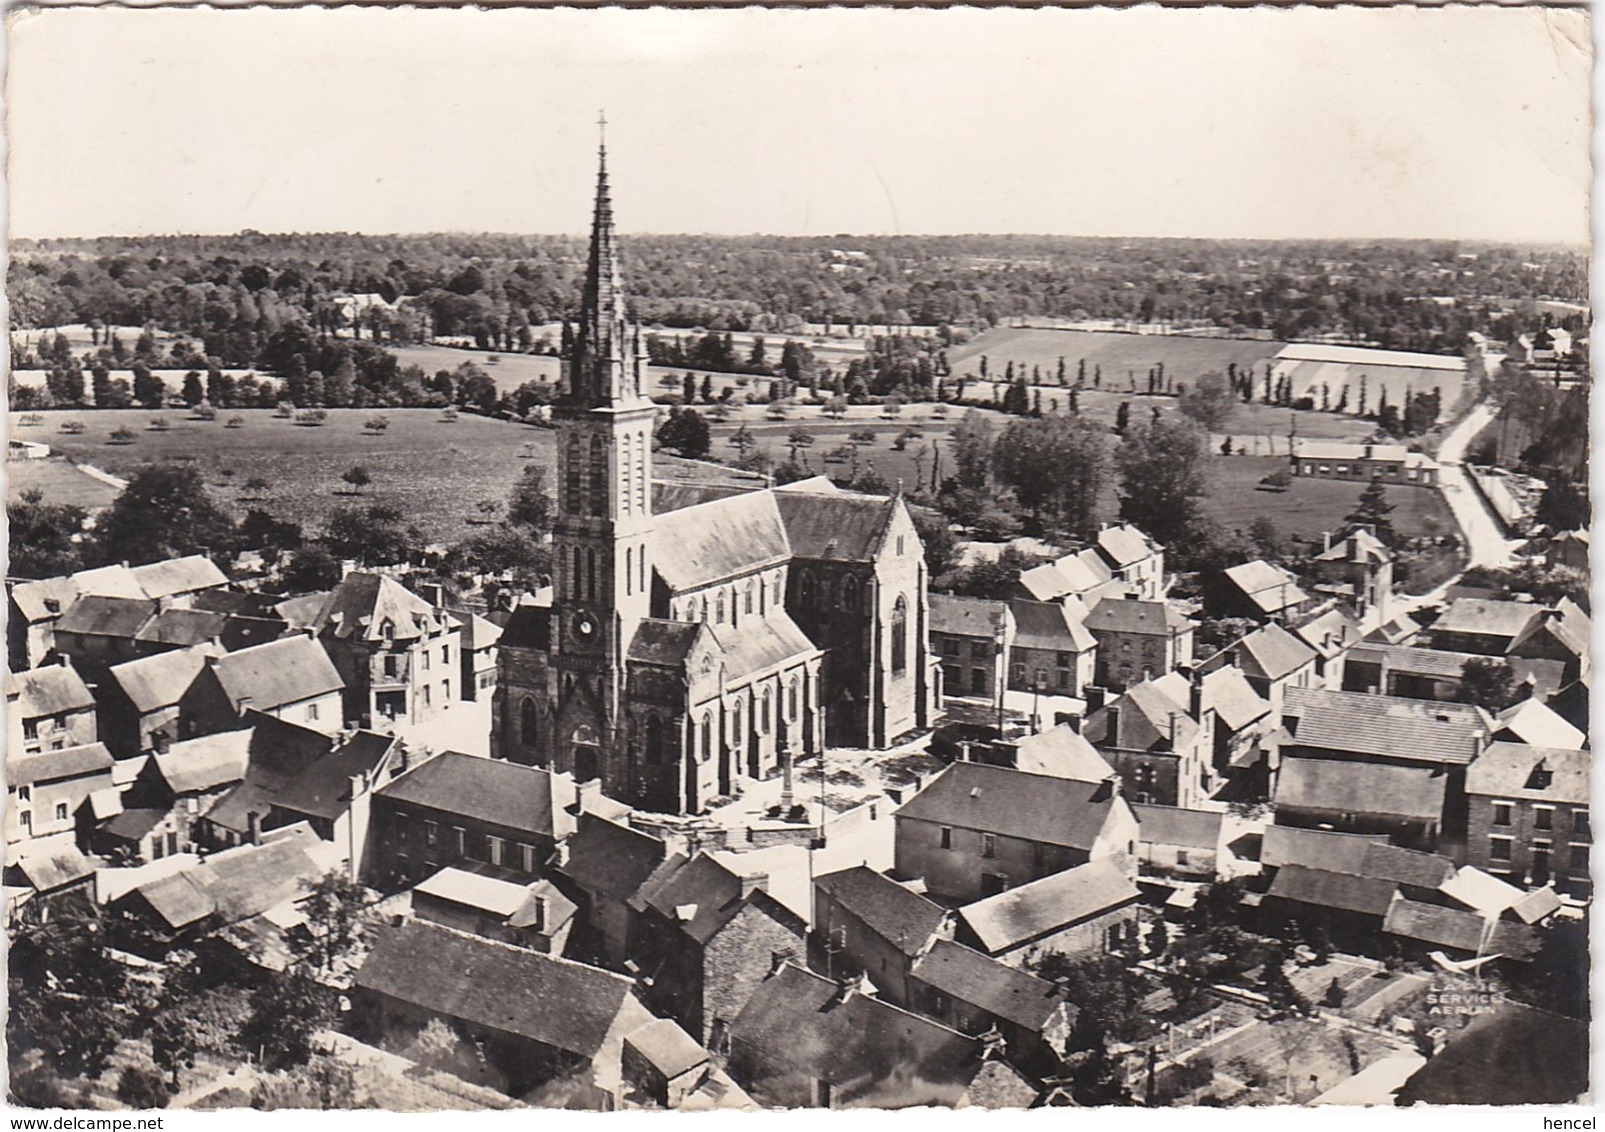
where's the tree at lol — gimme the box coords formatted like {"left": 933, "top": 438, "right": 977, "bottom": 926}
{"left": 1177, "top": 370, "right": 1237, "bottom": 432}
{"left": 992, "top": 415, "right": 1111, "bottom": 541}
{"left": 282, "top": 545, "right": 343, "bottom": 592}
{"left": 8, "top": 913, "right": 133, "bottom": 1081}
{"left": 657, "top": 407, "right": 712, "bottom": 459}
{"left": 132, "top": 364, "right": 166, "bottom": 409}
{"left": 286, "top": 871, "right": 371, "bottom": 977}
{"left": 117, "top": 1066, "right": 171, "bottom": 1110}
{"left": 249, "top": 1059, "right": 359, "bottom": 1111}
{"left": 239, "top": 970, "right": 336, "bottom": 1072}
{"left": 1247, "top": 515, "right": 1284, "bottom": 560}
{"left": 786, "top": 429, "right": 816, "bottom": 465}
{"left": 320, "top": 504, "right": 425, "bottom": 567}
{"left": 1346, "top": 479, "right": 1396, "bottom": 545}
{"left": 341, "top": 465, "right": 372, "bottom": 495}
{"left": 94, "top": 465, "right": 237, "bottom": 567}
{"left": 182, "top": 370, "right": 206, "bottom": 407}
{"left": 506, "top": 464, "right": 554, "bottom": 535}
{"left": 1536, "top": 479, "right": 1589, "bottom": 533}
{"left": 1115, "top": 416, "right": 1212, "bottom": 556}
{"left": 444, "top": 527, "right": 550, "bottom": 589}
{"left": 1458, "top": 657, "right": 1522, "bottom": 712}
{"left": 728, "top": 424, "right": 757, "bottom": 459}
{"left": 7, "top": 489, "right": 87, "bottom": 578}
{"left": 946, "top": 546, "right": 1038, "bottom": 601}
{"left": 909, "top": 506, "right": 959, "bottom": 579}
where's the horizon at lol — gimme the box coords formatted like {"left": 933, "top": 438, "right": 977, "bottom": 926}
{"left": 7, "top": 7, "right": 1591, "bottom": 246}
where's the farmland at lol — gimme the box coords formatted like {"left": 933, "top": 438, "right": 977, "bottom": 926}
{"left": 1203, "top": 456, "right": 1457, "bottom": 545}
{"left": 949, "top": 326, "right": 1283, "bottom": 384}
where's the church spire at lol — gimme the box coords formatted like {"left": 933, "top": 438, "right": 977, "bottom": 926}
{"left": 565, "top": 113, "right": 643, "bottom": 408}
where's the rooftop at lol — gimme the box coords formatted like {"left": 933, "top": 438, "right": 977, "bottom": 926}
{"left": 1282, "top": 686, "right": 1489, "bottom": 764}
{"left": 209, "top": 635, "right": 344, "bottom": 712}
{"left": 7, "top": 663, "right": 94, "bottom": 718}
{"left": 814, "top": 865, "right": 950, "bottom": 959}
{"left": 895, "top": 762, "right": 1123, "bottom": 852}
{"left": 1232, "top": 622, "right": 1318, "bottom": 682}
{"left": 315, "top": 572, "right": 446, "bottom": 643}
{"left": 1432, "top": 598, "right": 1541, "bottom": 642}
{"left": 377, "top": 752, "right": 575, "bottom": 842}
{"left": 1466, "top": 742, "right": 1589, "bottom": 805}
{"left": 912, "top": 939, "right": 1071, "bottom": 1032}
{"left": 959, "top": 859, "right": 1141, "bottom": 954}
{"left": 1011, "top": 600, "right": 1096, "bottom": 653}
{"left": 107, "top": 644, "right": 219, "bottom": 714}
{"left": 1083, "top": 598, "right": 1192, "bottom": 637}
{"left": 1275, "top": 757, "right": 1447, "bottom": 822}
{"left": 929, "top": 593, "right": 1011, "bottom": 639}
{"left": 1131, "top": 804, "right": 1223, "bottom": 851}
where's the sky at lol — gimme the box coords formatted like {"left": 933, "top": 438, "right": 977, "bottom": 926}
{"left": 5, "top": 5, "right": 1593, "bottom": 243}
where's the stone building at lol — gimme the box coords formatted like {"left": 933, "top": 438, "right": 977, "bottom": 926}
{"left": 313, "top": 572, "right": 461, "bottom": 727}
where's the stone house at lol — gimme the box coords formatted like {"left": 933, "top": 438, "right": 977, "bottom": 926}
{"left": 1130, "top": 803, "right": 1224, "bottom": 880}
{"left": 1219, "top": 560, "right": 1313, "bottom": 623}
{"left": 954, "top": 858, "right": 1143, "bottom": 967}
{"left": 1465, "top": 742, "right": 1589, "bottom": 896}
{"left": 892, "top": 761, "right": 1139, "bottom": 904}
{"left": 1092, "top": 523, "right": 1167, "bottom": 601}
{"left": 1007, "top": 600, "right": 1097, "bottom": 698}
{"left": 410, "top": 865, "right": 578, "bottom": 955}
{"left": 908, "top": 938, "right": 1075, "bottom": 1077}
{"left": 1202, "top": 621, "right": 1319, "bottom": 717}
{"left": 810, "top": 864, "right": 955, "bottom": 1007}
{"left": 1429, "top": 598, "right": 1542, "bottom": 657}
{"left": 451, "top": 610, "right": 503, "bottom": 703}
{"left": 1294, "top": 607, "right": 1365, "bottom": 690}
{"left": 1310, "top": 528, "right": 1395, "bottom": 628}
{"left": 314, "top": 572, "right": 462, "bottom": 727}
{"left": 556, "top": 812, "right": 672, "bottom": 969}
{"left": 126, "top": 728, "right": 252, "bottom": 851}
{"left": 1082, "top": 672, "right": 1217, "bottom": 808}
{"left": 1083, "top": 598, "right": 1195, "bottom": 692}
{"left": 178, "top": 635, "right": 345, "bottom": 738}
{"left": 1273, "top": 758, "right": 1449, "bottom": 850}
{"left": 52, "top": 595, "right": 158, "bottom": 682}
{"left": 930, "top": 594, "right": 1013, "bottom": 703}
{"left": 6, "top": 663, "right": 97, "bottom": 757}
{"left": 6, "top": 742, "right": 115, "bottom": 854}
{"left": 98, "top": 644, "right": 221, "bottom": 757}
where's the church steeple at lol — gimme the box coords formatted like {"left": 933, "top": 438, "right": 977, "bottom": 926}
{"left": 565, "top": 114, "right": 646, "bottom": 409}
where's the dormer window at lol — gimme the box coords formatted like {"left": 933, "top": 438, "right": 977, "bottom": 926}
{"left": 380, "top": 619, "right": 395, "bottom": 642}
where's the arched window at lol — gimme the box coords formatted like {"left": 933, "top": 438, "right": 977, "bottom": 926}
{"left": 644, "top": 715, "right": 665, "bottom": 763}
{"left": 842, "top": 576, "right": 859, "bottom": 611}
{"left": 625, "top": 546, "right": 633, "bottom": 596}
{"left": 586, "top": 548, "right": 598, "bottom": 602}
{"left": 636, "top": 429, "right": 648, "bottom": 511}
{"left": 787, "top": 677, "right": 799, "bottom": 722}
{"left": 799, "top": 570, "right": 815, "bottom": 607}
{"left": 588, "top": 436, "right": 606, "bottom": 517}
{"left": 520, "top": 698, "right": 539, "bottom": 747}
{"left": 380, "top": 619, "right": 395, "bottom": 642}
{"left": 761, "top": 686, "right": 773, "bottom": 734}
{"left": 621, "top": 433, "right": 633, "bottom": 514}
{"left": 573, "top": 546, "right": 585, "bottom": 600}
{"left": 565, "top": 435, "right": 582, "bottom": 514}
{"left": 732, "top": 698, "right": 744, "bottom": 744}
{"left": 744, "top": 583, "right": 754, "bottom": 616}
{"left": 891, "top": 595, "right": 908, "bottom": 674}
{"left": 716, "top": 592, "right": 726, "bottom": 625}
{"left": 700, "top": 714, "right": 713, "bottom": 763}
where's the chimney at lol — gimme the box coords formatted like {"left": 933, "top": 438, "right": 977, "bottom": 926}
{"left": 978, "top": 1027, "right": 1008, "bottom": 1063}
{"left": 235, "top": 696, "right": 253, "bottom": 716}
{"left": 574, "top": 778, "right": 598, "bottom": 814}
{"left": 768, "top": 947, "right": 796, "bottom": 976}
{"left": 154, "top": 732, "right": 172, "bottom": 755}
{"left": 1085, "top": 685, "right": 1106, "bottom": 714}
{"left": 1104, "top": 705, "right": 1120, "bottom": 744}
{"left": 530, "top": 893, "right": 548, "bottom": 933}
{"left": 739, "top": 873, "right": 769, "bottom": 900}
{"left": 1364, "top": 444, "right": 1374, "bottom": 460}
{"left": 1323, "top": 529, "right": 1333, "bottom": 554}
{"left": 1189, "top": 674, "right": 1203, "bottom": 719}
{"left": 832, "top": 971, "right": 870, "bottom": 1006}
{"left": 246, "top": 810, "right": 262, "bottom": 846}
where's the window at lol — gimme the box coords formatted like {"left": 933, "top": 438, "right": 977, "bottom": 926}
{"left": 422, "top": 650, "right": 431, "bottom": 672}
{"left": 488, "top": 836, "right": 505, "bottom": 866}
{"left": 22, "top": 719, "right": 37, "bottom": 740}
{"left": 891, "top": 596, "right": 908, "bottom": 674}
{"left": 1570, "top": 844, "right": 1589, "bottom": 871}
{"left": 1058, "top": 669, "right": 1071, "bottom": 691}
{"left": 799, "top": 570, "right": 815, "bottom": 607}
{"left": 425, "top": 821, "right": 439, "bottom": 849}
{"left": 760, "top": 687, "right": 772, "bottom": 733}
{"left": 453, "top": 827, "right": 466, "bottom": 855}
{"left": 588, "top": 436, "right": 606, "bottom": 516}
{"left": 970, "top": 641, "right": 989, "bottom": 660}
{"left": 896, "top": 535, "right": 905, "bottom": 556}
{"left": 1488, "top": 836, "right": 1513, "bottom": 862}
{"left": 942, "top": 638, "right": 961, "bottom": 657}
{"left": 17, "top": 786, "right": 30, "bottom": 803}
{"left": 943, "top": 665, "right": 961, "bottom": 690}
{"left": 1056, "top": 652, "right": 1072, "bottom": 668}
{"left": 1492, "top": 801, "right": 1513, "bottom": 827}
{"left": 380, "top": 619, "right": 395, "bottom": 642}
{"left": 520, "top": 843, "right": 537, "bottom": 873}
{"left": 18, "top": 812, "right": 30, "bottom": 836}
{"left": 521, "top": 698, "right": 539, "bottom": 747}
{"left": 701, "top": 714, "right": 713, "bottom": 763}
{"left": 1532, "top": 842, "right": 1552, "bottom": 881}
{"left": 939, "top": 827, "right": 953, "bottom": 850}
{"left": 54, "top": 802, "right": 68, "bottom": 822}
{"left": 167, "top": 831, "right": 179, "bottom": 856}
{"left": 744, "top": 584, "right": 754, "bottom": 616}
{"left": 716, "top": 592, "right": 726, "bottom": 625}
{"left": 1535, "top": 806, "right": 1554, "bottom": 832}
{"left": 565, "top": 435, "right": 583, "bottom": 513}
{"left": 970, "top": 669, "right": 987, "bottom": 695}
{"left": 307, "top": 701, "right": 319, "bottom": 721}
{"left": 152, "top": 836, "right": 165, "bottom": 860}
{"left": 981, "top": 833, "right": 996, "bottom": 859}
{"left": 1010, "top": 663, "right": 1026, "bottom": 685}
{"left": 384, "top": 655, "right": 399, "bottom": 678}
{"left": 1576, "top": 810, "right": 1591, "bottom": 838}
{"left": 441, "top": 645, "right": 450, "bottom": 665}
{"left": 842, "top": 576, "right": 859, "bottom": 611}
{"left": 1177, "top": 849, "right": 1190, "bottom": 867}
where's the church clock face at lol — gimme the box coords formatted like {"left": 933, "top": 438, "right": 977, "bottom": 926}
{"left": 572, "top": 611, "right": 599, "bottom": 644}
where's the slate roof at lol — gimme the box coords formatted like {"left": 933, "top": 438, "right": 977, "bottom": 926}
{"left": 559, "top": 813, "right": 670, "bottom": 902}
{"left": 894, "top": 762, "right": 1122, "bottom": 852}
{"left": 814, "top": 865, "right": 950, "bottom": 958}
{"left": 273, "top": 592, "right": 331, "bottom": 631}
{"left": 1466, "top": 742, "right": 1589, "bottom": 805}
{"left": 636, "top": 852, "right": 755, "bottom": 946}
{"left": 357, "top": 919, "right": 636, "bottom": 1059}
{"left": 203, "top": 714, "right": 336, "bottom": 836}
{"left": 128, "top": 556, "right": 228, "bottom": 600}
{"left": 1260, "top": 826, "right": 1387, "bottom": 872}
{"left": 773, "top": 486, "right": 899, "bottom": 562}
{"left": 652, "top": 492, "right": 791, "bottom": 591}
{"left": 912, "top": 939, "right": 1071, "bottom": 1032}
{"left": 1363, "top": 611, "right": 1423, "bottom": 647}
{"left": 7, "top": 664, "right": 94, "bottom": 718}
{"left": 271, "top": 731, "right": 396, "bottom": 821}
{"left": 127, "top": 825, "right": 332, "bottom": 930}
{"left": 1233, "top": 622, "right": 1318, "bottom": 682}
{"left": 1275, "top": 758, "right": 1447, "bottom": 822}
{"left": 708, "top": 613, "right": 818, "bottom": 676}
{"left": 450, "top": 610, "right": 503, "bottom": 652}
{"left": 1083, "top": 598, "right": 1192, "bottom": 636}
{"left": 102, "top": 807, "right": 169, "bottom": 842}
{"left": 315, "top": 573, "right": 445, "bottom": 642}
{"left": 1017, "top": 563, "right": 1070, "bottom": 604}
{"left": 497, "top": 606, "right": 552, "bottom": 651}
{"left": 8, "top": 742, "right": 114, "bottom": 787}
{"left": 414, "top": 866, "right": 541, "bottom": 919}
{"left": 209, "top": 635, "right": 343, "bottom": 712}
{"left": 1011, "top": 600, "right": 1096, "bottom": 653}
{"left": 133, "top": 607, "right": 230, "bottom": 648}
{"left": 930, "top": 594, "right": 1011, "bottom": 639}
{"left": 12, "top": 846, "right": 94, "bottom": 893}
{"left": 730, "top": 963, "right": 980, "bottom": 1109}
{"left": 56, "top": 594, "right": 156, "bottom": 639}
{"left": 1097, "top": 524, "right": 1158, "bottom": 568}
{"left": 652, "top": 481, "right": 752, "bottom": 515}
{"left": 1294, "top": 608, "right": 1364, "bottom": 659}
{"left": 152, "top": 729, "right": 253, "bottom": 795}
{"left": 1084, "top": 675, "right": 1198, "bottom": 752}
{"left": 1005, "top": 724, "right": 1116, "bottom": 783}
{"left": 1508, "top": 886, "right": 1563, "bottom": 925}
{"left": 108, "top": 645, "right": 219, "bottom": 713}
{"left": 1360, "top": 843, "right": 1459, "bottom": 890}
{"left": 1345, "top": 643, "right": 1477, "bottom": 681}
{"left": 1394, "top": 1002, "right": 1589, "bottom": 1107}
{"left": 1432, "top": 598, "right": 1540, "bottom": 642}
{"left": 376, "top": 752, "right": 574, "bottom": 842}
{"left": 1265, "top": 864, "right": 1397, "bottom": 917}
{"left": 1282, "top": 686, "right": 1489, "bottom": 764}
{"left": 1132, "top": 804, "right": 1222, "bottom": 851}
{"left": 1224, "top": 561, "right": 1311, "bottom": 614}
{"left": 959, "top": 859, "right": 1141, "bottom": 954}
{"left": 1493, "top": 699, "right": 1586, "bottom": 750}
{"left": 1293, "top": 440, "right": 1439, "bottom": 466}
{"left": 1383, "top": 897, "right": 1541, "bottom": 959}
{"left": 624, "top": 1018, "right": 709, "bottom": 1081}
{"left": 9, "top": 575, "right": 87, "bottom": 624}
{"left": 1438, "top": 866, "right": 1527, "bottom": 917}
{"left": 1200, "top": 666, "right": 1270, "bottom": 733}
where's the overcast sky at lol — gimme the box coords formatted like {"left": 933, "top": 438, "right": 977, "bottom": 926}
{"left": 6, "top": 6, "right": 1592, "bottom": 243}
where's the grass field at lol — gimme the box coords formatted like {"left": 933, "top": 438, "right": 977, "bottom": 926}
{"left": 950, "top": 327, "right": 1283, "bottom": 385}
{"left": 6, "top": 457, "right": 124, "bottom": 510}
{"left": 1204, "top": 456, "right": 1456, "bottom": 545}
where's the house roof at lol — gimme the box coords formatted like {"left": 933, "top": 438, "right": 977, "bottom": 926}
{"left": 773, "top": 486, "right": 899, "bottom": 562}
{"left": 730, "top": 963, "right": 980, "bottom": 1108}
{"left": 209, "top": 635, "right": 344, "bottom": 712}
{"left": 1360, "top": 843, "right": 1459, "bottom": 890}
{"left": 1200, "top": 666, "right": 1271, "bottom": 733}
{"left": 152, "top": 729, "right": 252, "bottom": 795}
{"left": 377, "top": 752, "right": 574, "bottom": 842}
{"left": 1265, "top": 864, "right": 1397, "bottom": 917}
{"left": 930, "top": 594, "right": 1011, "bottom": 639}
{"left": 1282, "top": 686, "right": 1489, "bottom": 764}
{"left": 132, "top": 607, "right": 230, "bottom": 648}
{"left": 55, "top": 594, "right": 156, "bottom": 638}
{"left": 1097, "top": 524, "right": 1158, "bottom": 568}
{"left": 1132, "top": 804, "right": 1222, "bottom": 851}
{"left": 102, "top": 807, "right": 169, "bottom": 842}
{"left": 1017, "top": 563, "right": 1071, "bottom": 604}
{"left": 8, "top": 742, "right": 114, "bottom": 787}
{"left": 202, "top": 714, "right": 336, "bottom": 835}
{"left": 625, "top": 1018, "right": 709, "bottom": 1081}
{"left": 1466, "top": 742, "right": 1588, "bottom": 804}
{"left": 1005, "top": 725, "right": 1116, "bottom": 783}
{"left": 1432, "top": 598, "right": 1540, "bottom": 642}
{"left": 1083, "top": 598, "right": 1192, "bottom": 636}
{"left": 108, "top": 645, "right": 219, "bottom": 714}
{"left": 1395, "top": 1002, "right": 1589, "bottom": 1107}
{"left": 315, "top": 573, "right": 445, "bottom": 643}
{"left": 12, "top": 846, "right": 94, "bottom": 893}
{"left": 652, "top": 491, "right": 791, "bottom": 592}
{"left": 636, "top": 852, "right": 753, "bottom": 946}
{"left": 1260, "top": 826, "right": 1387, "bottom": 873}
{"left": 1224, "top": 561, "right": 1311, "bottom": 614}
{"left": 814, "top": 865, "right": 950, "bottom": 958}
{"left": 271, "top": 731, "right": 396, "bottom": 821}
{"left": 126, "top": 825, "right": 333, "bottom": 930}
{"left": 1294, "top": 608, "right": 1364, "bottom": 660}
{"left": 894, "top": 762, "right": 1122, "bottom": 852}
{"left": 9, "top": 576, "right": 86, "bottom": 624}
{"left": 1438, "top": 866, "right": 1528, "bottom": 917}
{"left": 1084, "top": 675, "right": 1197, "bottom": 752}
{"left": 1292, "top": 439, "right": 1440, "bottom": 466}
{"left": 450, "top": 610, "right": 503, "bottom": 652}
{"left": 273, "top": 592, "right": 330, "bottom": 631}
{"left": 128, "top": 555, "right": 228, "bottom": 600}
{"left": 1275, "top": 758, "right": 1447, "bottom": 822}
{"left": 1508, "top": 886, "right": 1563, "bottom": 925}
{"left": 357, "top": 919, "right": 635, "bottom": 1059}
{"left": 559, "top": 813, "right": 670, "bottom": 902}
{"left": 1363, "top": 611, "right": 1423, "bottom": 647}
{"left": 1314, "top": 528, "right": 1392, "bottom": 565}
{"left": 1011, "top": 600, "right": 1096, "bottom": 653}
{"left": 1493, "top": 699, "right": 1586, "bottom": 750}
{"left": 1234, "top": 622, "right": 1318, "bottom": 682}
{"left": 1345, "top": 643, "right": 1477, "bottom": 681}
{"left": 497, "top": 605, "right": 552, "bottom": 651}
{"left": 414, "top": 866, "right": 539, "bottom": 919}
{"left": 912, "top": 939, "right": 1070, "bottom": 1032}
{"left": 1383, "top": 897, "right": 1540, "bottom": 959}
{"left": 7, "top": 664, "right": 94, "bottom": 718}
{"left": 960, "top": 859, "right": 1141, "bottom": 954}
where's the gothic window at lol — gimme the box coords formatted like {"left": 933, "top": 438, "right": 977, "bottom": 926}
{"left": 700, "top": 714, "right": 713, "bottom": 763}
{"left": 891, "top": 595, "right": 908, "bottom": 674}
{"left": 523, "top": 696, "right": 542, "bottom": 751}
{"left": 744, "top": 583, "right": 754, "bottom": 616}
{"left": 586, "top": 548, "right": 598, "bottom": 601}
{"left": 573, "top": 546, "right": 584, "bottom": 600}
{"left": 761, "top": 687, "right": 773, "bottom": 734}
{"left": 716, "top": 592, "right": 726, "bottom": 625}
{"left": 733, "top": 698, "right": 744, "bottom": 744}
{"left": 842, "top": 576, "right": 859, "bottom": 611}
{"left": 621, "top": 433, "right": 633, "bottom": 514}
{"left": 636, "top": 429, "right": 648, "bottom": 511}
{"left": 588, "top": 436, "right": 606, "bottom": 517}
{"left": 639, "top": 544, "right": 646, "bottom": 593}
{"left": 644, "top": 715, "right": 665, "bottom": 763}
{"left": 799, "top": 570, "right": 815, "bottom": 607}
{"left": 772, "top": 573, "right": 781, "bottom": 606}
{"left": 625, "top": 547, "right": 633, "bottom": 595}
{"left": 565, "top": 435, "right": 582, "bottom": 514}
{"left": 787, "top": 677, "right": 799, "bottom": 721}
{"left": 380, "top": 619, "right": 395, "bottom": 641}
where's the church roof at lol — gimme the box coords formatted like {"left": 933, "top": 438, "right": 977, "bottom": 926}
{"left": 709, "top": 612, "right": 819, "bottom": 676}
{"left": 628, "top": 619, "right": 705, "bottom": 666}
{"left": 652, "top": 491, "right": 791, "bottom": 592}
{"left": 773, "top": 488, "right": 898, "bottom": 562}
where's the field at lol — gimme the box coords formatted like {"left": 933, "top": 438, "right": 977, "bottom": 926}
{"left": 1204, "top": 455, "right": 1457, "bottom": 546}
{"left": 950, "top": 327, "right": 1284, "bottom": 385}
{"left": 6, "top": 457, "right": 123, "bottom": 510}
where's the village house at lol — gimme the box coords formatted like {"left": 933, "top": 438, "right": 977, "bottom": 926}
{"left": 1289, "top": 440, "right": 1440, "bottom": 487}
{"left": 1294, "top": 606, "right": 1365, "bottom": 690}
{"left": 1277, "top": 686, "right": 1490, "bottom": 772}
{"left": 1218, "top": 560, "right": 1314, "bottom": 623}
{"left": 955, "top": 857, "right": 1143, "bottom": 967}
{"left": 52, "top": 595, "right": 158, "bottom": 680}
{"left": 1465, "top": 742, "right": 1589, "bottom": 896}
{"left": 1007, "top": 600, "right": 1097, "bottom": 699}
{"left": 556, "top": 812, "right": 672, "bottom": 969}
{"left": 179, "top": 635, "right": 345, "bottom": 737}
{"left": 1545, "top": 529, "right": 1589, "bottom": 574}
{"left": 1202, "top": 621, "right": 1319, "bottom": 716}
{"left": 1083, "top": 597, "right": 1196, "bottom": 692}
{"left": 410, "top": 865, "right": 578, "bottom": 954}
{"left": 908, "top": 938, "right": 1075, "bottom": 1078}
{"left": 95, "top": 807, "right": 189, "bottom": 864}
{"left": 1492, "top": 697, "right": 1587, "bottom": 750}
{"left": 1015, "top": 553, "right": 1109, "bottom": 607}
{"left": 125, "top": 728, "right": 252, "bottom": 849}
{"left": 450, "top": 610, "right": 503, "bottom": 702}
{"left": 892, "top": 761, "right": 1139, "bottom": 903}
{"left": 986, "top": 723, "right": 1119, "bottom": 784}
{"left": 98, "top": 644, "right": 221, "bottom": 757}
{"left": 628, "top": 851, "right": 809, "bottom": 1048}
{"left": 1309, "top": 528, "right": 1395, "bottom": 628}
{"left": 1508, "top": 600, "right": 1591, "bottom": 685}
{"left": 1093, "top": 523, "right": 1167, "bottom": 601}
{"left": 811, "top": 864, "right": 955, "bottom": 1008}
{"left": 1428, "top": 597, "right": 1543, "bottom": 657}
{"left": 367, "top": 751, "right": 579, "bottom": 889}
{"left": 6, "top": 742, "right": 115, "bottom": 856}
{"left": 727, "top": 960, "right": 992, "bottom": 1109}
{"left": 930, "top": 594, "right": 1013, "bottom": 703}
{"left": 1131, "top": 803, "right": 1224, "bottom": 880}
{"left": 6, "top": 663, "right": 97, "bottom": 756}
{"left": 1272, "top": 758, "right": 1450, "bottom": 849}
{"left": 1082, "top": 672, "right": 1216, "bottom": 808}
{"left": 314, "top": 572, "right": 462, "bottom": 727}
{"left": 1199, "top": 664, "right": 1273, "bottom": 784}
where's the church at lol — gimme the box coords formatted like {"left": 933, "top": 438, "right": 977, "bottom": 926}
{"left": 490, "top": 141, "right": 935, "bottom": 816}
